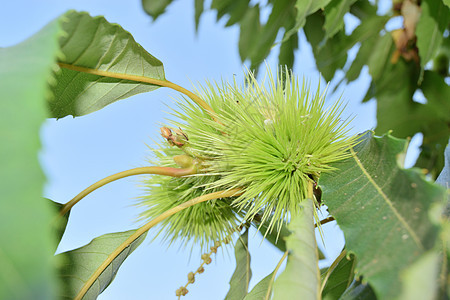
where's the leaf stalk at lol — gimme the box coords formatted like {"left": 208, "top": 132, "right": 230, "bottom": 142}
{"left": 74, "top": 188, "right": 243, "bottom": 300}
{"left": 57, "top": 62, "right": 222, "bottom": 124}
{"left": 60, "top": 166, "right": 196, "bottom": 216}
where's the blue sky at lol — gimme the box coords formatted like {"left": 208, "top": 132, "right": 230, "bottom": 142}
{"left": 1, "top": 1, "right": 422, "bottom": 299}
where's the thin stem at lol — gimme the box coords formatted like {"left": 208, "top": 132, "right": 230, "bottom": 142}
{"left": 74, "top": 188, "right": 243, "bottom": 300}
{"left": 320, "top": 249, "right": 347, "bottom": 294}
{"left": 264, "top": 250, "right": 289, "bottom": 300}
{"left": 57, "top": 62, "right": 222, "bottom": 124}
{"left": 60, "top": 166, "right": 196, "bottom": 216}
{"left": 316, "top": 216, "right": 335, "bottom": 227}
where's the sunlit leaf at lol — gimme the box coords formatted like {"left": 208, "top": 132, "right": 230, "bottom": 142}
{"left": 225, "top": 229, "right": 252, "bottom": 300}
{"left": 255, "top": 215, "right": 325, "bottom": 259}
{"left": 57, "top": 230, "right": 147, "bottom": 299}
{"left": 320, "top": 131, "right": 446, "bottom": 299}
{"left": 272, "top": 198, "right": 320, "bottom": 300}
{"left": 50, "top": 10, "right": 165, "bottom": 118}
{"left": 0, "top": 18, "right": 60, "bottom": 299}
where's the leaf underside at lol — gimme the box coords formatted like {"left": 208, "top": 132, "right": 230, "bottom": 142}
{"left": 50, "top": 10, "right": 165, "bottom": 118}
{"left": 225, "top": 228, "right": 252, "bottom": 300}
{"left": 57, "top": 230, "right": 147, "bottom": 299}
{"left": 272, "top": 198, "right": 320, "bottom": 300}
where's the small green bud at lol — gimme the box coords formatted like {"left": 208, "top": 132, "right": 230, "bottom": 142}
{"left": 173, "top": 155, "right": 194, "bottom": 168}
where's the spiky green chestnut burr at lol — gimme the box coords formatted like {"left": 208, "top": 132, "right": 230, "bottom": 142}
{"left": 136, "top": 145, "right": 242, "bottom": 249}
{"left": 138, "top": 68, "right": 356, "bottom": 245}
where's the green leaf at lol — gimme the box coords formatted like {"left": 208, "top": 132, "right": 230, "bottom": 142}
{"left": 141, "top": 0, "right": 174, "bottom": 20}
{"left": 281, "top": 0, "right": 332, "bottom": 43}
{"left": 416, "top": 0, "right": 450, "bottom": 82}
{"left": 225, "top": 229, "right": 252, "bottom": 300}
{"left": 255, "top": 215, "right": 325, "bottom": 259}
{"left": 51, "top": 10, "right": 165, "bottom": 118}
{"left": 238, "top": 5, "right": 261, "bottom": 62}
{"left": 445, "top": 0, "right": 450, "bottom": 8}
{"left": 320, "top": 131, "right": 446, "bottom": 299}
{"left": 243, "top": 271, "right": 275, "bottom": 300}
{"left": 322, "top": 253, "right": 356, "bottom": 300}
{"left": 304, "top": 11, "right": 348, "bottom": 81}
{"left": 256, "top": 217, "right": 290, "bottom": 253}
{"left": 421, "top": 70, "right": 450, "bottom": 121}
{"left": 367, "top": 33, "right": 394, "bottom": 82}
{"left": 272, "top": 198, "right": 320, "bottom": 300}
{"left": 48, "top": 200, "right": 70, "bottom": 250}
{"left": 323, "top": 0, "right": 358, "bottom": 39}
{"left": 212, "top": 0, "right": 250, "bottom": 27}
{"left": 372, "top": 60, "right": 421, "bottom": 138}
{"left": 398, "top": 250, "right": 441, "bottom": 300}
{"left": 339, "top": 281, "right": 377, "bottom": 300}
{"left": 248, "top": 0, "right": 296, "bottom": 71}
{"left": 278, "top": 17, "right": 298, "bottom": 70}
{"left": 372, "top": 59, "right": 449, "bottom": 177}
{"left": 0, "top": 18, "right": 60, "bottom": 300}
{"left": 344, "top": 15, "right": 389, "bottom": 82}
{"left": 417, "top": 71, "right": 450, "bottom": 177}
{"left": 345, "top": 35, "right": 377, "bottom": 82}
{"left": 194, "top": 0, "right": 204, "bottom": 31}
{"left": 57, "top": 230, "right": 147, "bottom": 299}
{"left": 349, "top": 0, "right": 378, "bottom": 20}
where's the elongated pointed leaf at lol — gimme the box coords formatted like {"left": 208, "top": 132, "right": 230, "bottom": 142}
{"left": 272, "top": 198, "right": 320, "bottom": 300}
{"left": 322, "top": 253, "right": 356, "bottom": 300}
{"left": 57, "top": 230, "right": 147, "bottom": 299}
{"left": 416, "top": 0, "right": 449, "bottom": 82}
{"left": 339, "top": 281, "right": 376, "bottom": 300}
{"left": 194, "top": 0, "right": 204, "bottom": 31}
{"left": 142, "top": 0, "right": 174, "bottom": 20}
{"left": 281, "top": 0, "right": 331, "bottom": 43}
{"left": 304, "top": 11, "right": 348, "bottom": 81}
{"left": 0, "top": 19, "right": 61, "bottom": 299}
{"left": 50, "top": 10, "right": 165, "bottom": 118}
{"left": 320, "top": 131, "right": 446, "bottom": 299}
{"left": 48, "top": 200, "right": 70, "bottom": 251}
{"left": 323, "top": 0, "right": 358, "bottom": 39}
{"left": 243, "top": 271, "right": 275, "bottom": 300}
{"left": 225, "top": 229, "right": 252, "bottom": 300}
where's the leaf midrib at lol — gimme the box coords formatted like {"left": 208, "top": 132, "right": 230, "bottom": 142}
{"left": 350, "top": 147, "right": 424, "bottom": 250}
